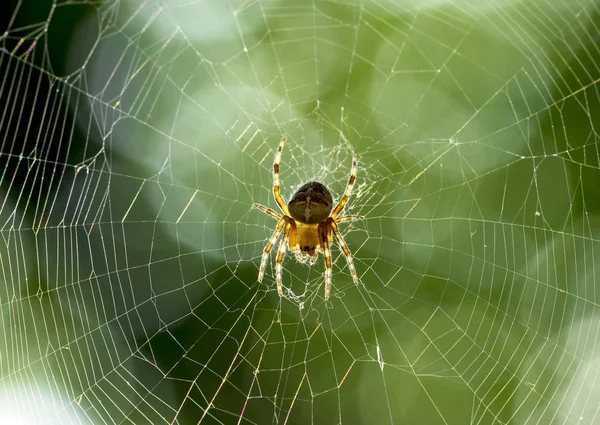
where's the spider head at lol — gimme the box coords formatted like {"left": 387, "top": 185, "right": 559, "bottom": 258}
{"left": 288, "top": 181, "right": 333, "bottom": 224}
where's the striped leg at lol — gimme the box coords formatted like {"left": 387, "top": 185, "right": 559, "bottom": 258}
{"left": 331, "top": 155, "right": 358, "bottom": 218}
{"left": 320, "top": 224, "right": 333, "bottom": 300}
{"left": 275, "top": 222, "right": 292, "bottom": 296}
{"left": 258, "top": 217, "right": 286, "bottom": 282}
{"left": 335, "top": 215, "right": 363, "bottom": 223}
{"left": 330, "top": 219, "right": 358, "bottom": 285}
{"left": 253, "top": 203, "right": 282, "bottom": 220}
{"left": 273, "top": 136, "right": 289, "bottom": 215}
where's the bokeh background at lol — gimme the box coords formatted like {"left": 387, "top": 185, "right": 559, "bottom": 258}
{"left": 1, "top": 0, "right": 600, "bottom": 424}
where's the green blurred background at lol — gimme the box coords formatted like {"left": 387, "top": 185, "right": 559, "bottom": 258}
{"left": 1, "top": 0, "right": 599, "bottom": 424}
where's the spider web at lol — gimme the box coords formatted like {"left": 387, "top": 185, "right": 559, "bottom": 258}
{"left": 1, "top": 0, "right": 600, "bottom": 424}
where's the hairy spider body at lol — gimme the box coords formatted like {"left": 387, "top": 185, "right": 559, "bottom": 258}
{"left": 253, "top": 136, "right": 362, "bottom": 300}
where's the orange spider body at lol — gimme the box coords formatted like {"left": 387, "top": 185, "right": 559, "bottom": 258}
{"left": 253, "top": 136, "right": 362, "bottom": 300}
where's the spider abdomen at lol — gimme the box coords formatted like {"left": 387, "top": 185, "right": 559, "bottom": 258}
{"left": 288, "top": 182, "right": 333, "bottom": 224}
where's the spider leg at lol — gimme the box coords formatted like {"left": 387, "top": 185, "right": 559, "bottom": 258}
{"left": 331, "top": 155, "right": 358, "bottom": 219}
{"left": 319, "top": 223, "right": 333, "bottom": 300}
{"left": 253, "top": 203, "right": 282, "bottom": 220}
{"left": 258, "top": 217, "right": 286, "bottom": 282}
{"left": 275, "top": 222, "right": 292, "bottom": 297}
{"left": 330, "top": 219, "right": 359, "bottom": 285}
{"left": 273, "top": 136, "right": 290, "bottom": 215}
{"left": 335, "top": 215, "right": 364, "bottom": 223}
{"left": 287, "top": 219, "right": 299, "bottom": 255}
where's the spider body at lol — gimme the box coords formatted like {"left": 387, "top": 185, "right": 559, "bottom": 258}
{"left": 253, "top": 137, "right": 362, "bottom": 300}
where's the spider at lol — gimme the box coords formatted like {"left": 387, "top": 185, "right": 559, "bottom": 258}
{"left": 253, "top": 136, "right": 362, "bottom": 300}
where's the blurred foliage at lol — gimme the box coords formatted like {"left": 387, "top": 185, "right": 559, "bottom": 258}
{"left": 1, "top": 0, "right": 600, "bottom": 424}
